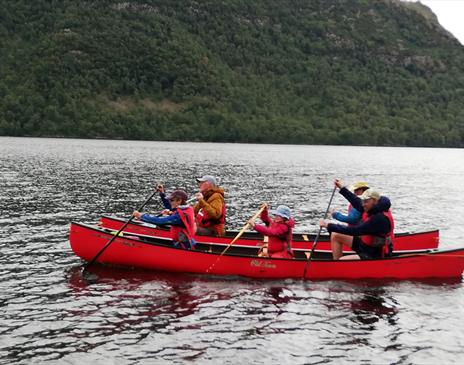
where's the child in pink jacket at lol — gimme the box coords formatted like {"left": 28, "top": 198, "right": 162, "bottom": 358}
{"left": 249, "top": 204, "right": 295, "bottom": 259}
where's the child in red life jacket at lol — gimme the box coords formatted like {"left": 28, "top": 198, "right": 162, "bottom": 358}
{"left": 249, "top": 204, "right": 295, "bottom": 259}
{"left": 133, "top": 188, "right": 197, "bottom": 249}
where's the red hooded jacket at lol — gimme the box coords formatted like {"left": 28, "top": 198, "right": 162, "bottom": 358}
{"left": 253, "top": 208, "right": 295, "bottom": 259}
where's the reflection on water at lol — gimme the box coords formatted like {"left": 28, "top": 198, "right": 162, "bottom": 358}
{"left": 349, "top": 289, "right": 398, "bottom": 326}
{"left": 1, "top": 137, "right": 464, "bottom": 364}
{"left": 66, "top": 266, "right": 236, "bottom": 321}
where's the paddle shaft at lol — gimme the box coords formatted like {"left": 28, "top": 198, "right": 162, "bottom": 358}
{"left": 82, "top": 190, "right": 158, "bottom": 274}
{"left": 186, "top": 196, "right": 197, "bottom": 204}
{"left": 302, "top": 186, "right": 337, "bottom": 279}
{"left": 224, "top": 205, "right": 266, "bottom": 252}
{"left": 206, "top": 205, "right": 266, "bottom": 273}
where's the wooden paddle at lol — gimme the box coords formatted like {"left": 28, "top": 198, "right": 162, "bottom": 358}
{"left": 205, "top": 205, "right": 266, "bottom": 273}
{"left": 186, "top": 196, "right": 197, "bottom": 204}
{"left": 302, "top": 185, "right": 337, "bottom": 279}
{"left": 82, "top": 189, "right": 158, "bottom": 280}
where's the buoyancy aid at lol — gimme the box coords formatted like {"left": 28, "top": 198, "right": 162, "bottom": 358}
{"left": 171, "top": 206, "right": 196, "bottom": 249}
{"left": 360, "top": 210, "right": 395, "bottom": 256}
{"left": 196, "top": 203, "right": 226, "bottom": 227}
{"left": 266, "top": 221, "right": 294, "bottom": 259}
{"left": 348, "top": 203, "right": 354, "bottom": 213}
{"left": 347, "top": 204, "right": 355, "bottom": 227}
{"left": 195, "top": 189, "right": 226, "bottom": 236}
{"left": 361, "top": 211, "right": 368, "bottom": 223}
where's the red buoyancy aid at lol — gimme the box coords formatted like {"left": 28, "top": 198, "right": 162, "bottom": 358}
{"left": 196, "top": 203, "right": 226, "bottom": 228}
{"left": 348, "top": 204, "right": 353, "bottom": 214}
{"left": 347, "top": 203, "right": 355, "bottom": 227}
{"left": 171, "top": 206, "right": 196, "bottom": 244}
{"left": 360, "top": 210, "right": 395, "bottom": 255}
{"left": 266, "top": 222, "right": 294, "bottom": 259}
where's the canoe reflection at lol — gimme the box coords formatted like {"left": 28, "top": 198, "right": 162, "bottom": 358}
{"left": 65, "top": 265, "right": 235, "bottom": 320}
{"left": 349, "top": 289, "right": 398, "bottom": 325}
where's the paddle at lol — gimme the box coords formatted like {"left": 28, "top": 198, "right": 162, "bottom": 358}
{"left": 186, "top": 196, "right": 197, "bottom": 204}
{"left": 205, "top": 205, "right": 266, "bottom": 274}
{"left": 82, "top": 189, "right": 158, "bottom": 280}
{"left": 302, "top": 185, "right": 337, "bottom": 279}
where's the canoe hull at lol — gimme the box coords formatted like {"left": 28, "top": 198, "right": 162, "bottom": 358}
{"left": 69, "top": 223, "right": 464, "bottom": 280}
{"left": 99, "top": 215, "right": 440, "bottom": 252}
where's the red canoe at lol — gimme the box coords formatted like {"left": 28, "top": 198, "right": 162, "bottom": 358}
{"left": 99, "top": 215, "right": 440, "bottom": 253}
{"left": 69, "top": 222, "right": 464, "bottom": 280}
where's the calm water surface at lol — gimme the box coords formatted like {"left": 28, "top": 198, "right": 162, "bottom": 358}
{"left": 1, "top": 137, "right": 464, "bottom": 364}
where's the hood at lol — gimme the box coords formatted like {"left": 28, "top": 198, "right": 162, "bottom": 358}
{"left": 368, "top": 196, "right": 391, "bottom": 215}
{"left": 203, "top": 186, "right": 225, "bottom": 199}
{"left": 284, "top": 218, "right": 295, "bottom": 228}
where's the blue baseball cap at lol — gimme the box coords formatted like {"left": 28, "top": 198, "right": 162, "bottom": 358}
{"left": 270, "top": 205, "right": 292, "bottom": 220}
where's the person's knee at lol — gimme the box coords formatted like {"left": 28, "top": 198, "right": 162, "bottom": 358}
{"left": 331, "top": 232, "right": 342, "bottom": 243}
{"left": 332, "top": 233, "right": 354, "bottom": 247}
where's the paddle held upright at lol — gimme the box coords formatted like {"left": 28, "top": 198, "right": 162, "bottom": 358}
{"left": 302, "top": 185, "right": 337, "bottom": 279}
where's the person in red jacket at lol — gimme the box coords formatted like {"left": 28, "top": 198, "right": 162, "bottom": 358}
{"left": 248, "top": 204, "right": 295, "bottom": 259}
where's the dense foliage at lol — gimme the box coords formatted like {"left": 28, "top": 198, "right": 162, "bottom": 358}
{"left": 1, "top": 0, "right": 464, "bottom": 146}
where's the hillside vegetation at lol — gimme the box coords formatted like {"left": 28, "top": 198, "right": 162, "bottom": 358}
{"left": 1, "top": 0, "right": 464, "bottom": 146}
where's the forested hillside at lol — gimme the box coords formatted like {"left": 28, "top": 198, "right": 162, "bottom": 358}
{"left": 1, "top": 0, "right": 464, "bottom": 146}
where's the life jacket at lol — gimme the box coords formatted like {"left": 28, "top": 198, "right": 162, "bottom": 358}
{"left": 267, "top": 220, "right": 294, "bottom": 259}
{"left": 171, "top": 206, "right": 196, "bottom": 249}
{"left": 360, "top": 210, "right": 395, "bottom": 256}
{"left": 347, "top": 203, "right": 356, "bottom": 227}
{"left": 196, "top": 204, "right": 226, "bottom": 227}
{"left": 195, "top": 189, "right": 226, "bottom": 236}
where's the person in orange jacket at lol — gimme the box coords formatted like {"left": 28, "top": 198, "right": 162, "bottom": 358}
{"left": 193, "top": 175, "right": 226, "bottom": 237}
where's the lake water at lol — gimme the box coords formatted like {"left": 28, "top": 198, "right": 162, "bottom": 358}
{"left": 1, "top": 137, "right": 463, "bottom": 364}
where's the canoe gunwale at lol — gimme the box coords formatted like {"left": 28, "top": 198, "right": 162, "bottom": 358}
{"left": 100, "top": 214, "right": 439, "bottom": 239}
{"left": 76, "top": 222, "right": 459, "bottom": 262}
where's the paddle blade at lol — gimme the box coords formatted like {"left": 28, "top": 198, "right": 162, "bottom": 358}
{"left": 82, "top": 269, "right": 99, "bottom": 283}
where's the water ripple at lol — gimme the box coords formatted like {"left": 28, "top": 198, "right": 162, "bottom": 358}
{"left": 1, "top": 137, "right": 464, "bottom": 364}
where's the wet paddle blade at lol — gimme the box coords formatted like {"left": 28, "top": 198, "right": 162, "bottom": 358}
{"left": 82, "top": 269, "right": 99, "bottom": 283}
